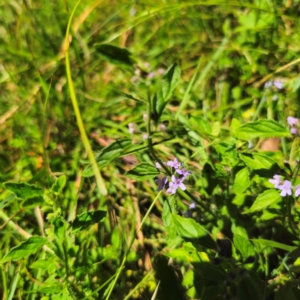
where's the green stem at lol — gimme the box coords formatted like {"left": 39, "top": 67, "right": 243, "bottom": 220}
{"left": 65, "top": 0, "right": 107, "bottom": 198}
{"left": 105, "top": 191, "right": 162, "bottom": 300}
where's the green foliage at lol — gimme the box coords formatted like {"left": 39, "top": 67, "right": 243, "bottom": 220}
{"left": 1, "top": 1, "right": 300, "bottom": 299}
{"left": 0, "top": 236, "right": 47, "bottom": 263}
{"left": 71, "top": 210, "right": 106, "bottom": 233}
{"left": 125, "top": 163, "right": 159, "bottom": 180}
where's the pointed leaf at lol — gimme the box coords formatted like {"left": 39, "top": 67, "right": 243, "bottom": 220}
{"left": 232, "top": 119, "right": 290, "bottom": 140}
{"left": 125, "top": 163, "right": 159, "bottom": 181}
{"left": 239, "top": 152, "right": 276, "bottom": 170}
{"left": 0, "top": 236, "right": 47, "bottom": 263}
{"left": 244, "top": 189, "right": 281, "bottom": 213}
{"left": 233, "top": 167, "right": 250, "bottom": 194}
{"left": 94, "top": 44, "right": 134, "bottom": 68}
{"left": 71, "top": 210, "right": 106, "bottom": 233}
{"left": 4, "top": 182, "right": 44, "bottom": 200}
{"left": 252, "top": 238, "right": 296, "bottom": 252}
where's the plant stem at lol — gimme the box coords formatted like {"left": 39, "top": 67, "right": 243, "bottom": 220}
{"left": 105, "top": 191, "right": 162, "bottom": 300}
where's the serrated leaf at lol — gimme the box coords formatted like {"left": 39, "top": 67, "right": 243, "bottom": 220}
{"left": 125, "top": 163, "right": 159, "bottom": 181}
{"left": 232, "top": 119, "right": 290, "bottom": 140}
{"left": 94, "top": 44, "right": 134, "bottom": 68}
{"left": 160, "top": 63, "right": 181, "bottom": 102}
{"left": 51, "top": 175, "right": 66, "bottom": 194}
{"left": 83, "top": 139, "right": 132, "bottom": 177}
{"left": 244, "top": 189, "right": 281, "bottom": 213}
{"left": 4, "top": 182, "right": 44, "bottom": 200}
{"left": 233, "top": 167, "right": 250, "bottom": 194}
{"left": 0, "top": 236, "right": 47, "bottom": 263}
{"left": 71, "top": 210, "right": 106, "bottom": 233}
{"left": 252, "top": 238, "right": 296, "bottom": 252}
{"left": 22, "top": 196, "right": 44, "bottom": 208}
{"left": 239, "top": 152, "right": 276, "bottom": 170}
{"left": 155, "top": 63, "right": 181, "bottom": 122}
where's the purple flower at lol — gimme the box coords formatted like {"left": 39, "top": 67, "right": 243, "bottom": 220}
{"left": 278, "top": 180, "right": 292, "bottom": 197}
{"left": 189, "top": 202, "right": 196, "bottom": 209}
{"left": 128, "top": 123, "right": 135, "bottom": 134}
{"left": 269, "top": 174, "right": 281, "bottom": 188}
{"left": 290, "top": 128, "right": 299, "bottom": 135}
{"left": 273, "top": 80, "right": 284, "bottom": 89}
{"left": 295, "top": 184, "right": 300, "bottom": 197}
{"left": 287, "top": 116, "right": 299, "bottom": 127}
{"left": 176, "top": 167, "right": 192, "bottom": 179}
{"left": 167, "top": 158, "right": 181, "bottom": 169}
{"left": 166, "top": 175, "right": 186, "bottom": 194}
{"left": 264, "top": 80, "right": 283, "bottom": 89}
{"left": 155, "top": 177, "right": 168, "bottom": 191}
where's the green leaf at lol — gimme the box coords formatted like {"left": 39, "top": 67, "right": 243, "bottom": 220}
{"left": 171, "top": 214, "right": 208, "bottom": 239}
{"left": 0, "top": 194, "right": 16, "bottom": 209}
{"left": 71, "top": 210, "right": 106, "bottom": 233}
{"left": 30, "top": 256, "right": 58, "bottom": 273}
{"left": 160, "top": 63, "right": 181, "bottom": 102}
{"left": 239, "top": 152, "right": 276, "bottom": 170}
{"left": 155, "top": 63, "right": 181, "bottom": 122}
{"left": 0, "top": 236, "right": 47, "bottom": 263}
{"left": 125, "top": 163, "right": 159, "bottom": 181}
{"left": 233, "top": 167, "right": 250, "bottom": 194}
{"left": 233, "top": 234, "right": 255, "bottom": 260}
{"left": 193, "top": 262, "right": 227, "bottom": 282}
{"left": 4, "top": 182, "right": 44, "bottom": 200}
{"left": 252, "top": 238, "right": 296, "bottom": 252}
{"left": 244, "top": 189, "right": 281, "bottom": 213}
{"left": 94, "top": 44, "right": 134, "bottom": 68}
{"left": 237, "top": 276, "right": 263, "bottom": 300}
{"left": 189, "top": 116, "right": 212, "bottom": 135}
{"left": 232, "top": 119, "right": 290, "bottom": 141}
{"left": 154, "top": 253, "right": 186, "bottom": 300}
{"left": 171, "top": 214, "right": 216, "bottom": 249}
{"left": 51, "top": 175, "right": 66, "bottom": 194}
{"left": 83, "top": 139, "right": 132, "bottom": 177}
{"left": 22, "top": 196, "right": 44, "bottom": 208}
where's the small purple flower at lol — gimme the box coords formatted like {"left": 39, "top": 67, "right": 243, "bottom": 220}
{"left": 155, "top": 177, "right": 168, "bottom": 191}
{"left": 287, "top": 116, "right": 299, "bottom": 127}
{"left": 273, "top": 80, "right": 284, "bottom": 89}
{"left": 142, "top": 133, "right": 149, "bottom": 140}
{"left": 167, "top": 158, "right": 181, "bottom": 169}
{"left": 155, "top": 162, "right": 162, "bottom": 169}
{"left": 189, "top": 202, "right": 196, "bottom": 209}
{"left": 176, "top": 167, "right": 192, "bottom": 178}
{"left": 264, "top": 80, "right": 283, "bottom": 89}
{"left": 166, "top": 175, "right": 186, "bottom": 194}
{"left": 290, "top": 128, "right": 299, "bottom": 135}
{"left": 128, "top": 123, "right": 135, "bottom": 134}
{"left": 295, "top": 184, "right": 300, "bottom": 197}
{"left": 269, "top": 174, "right": 281, "bottom": 188}
{"left": 278, "top": 180, "right": 292, "bottom": 197}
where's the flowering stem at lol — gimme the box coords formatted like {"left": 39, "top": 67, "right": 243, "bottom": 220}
{"left": 146, "top": 98, "right": 171, "bottom": 176}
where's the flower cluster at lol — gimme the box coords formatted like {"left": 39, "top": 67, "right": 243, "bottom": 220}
{"left": 269, "top": 174, "right": 300, "bottom": 197}
{"left": 287, "top": 116, "right": 299, "bottom": 135}
{"left": 264, "top": 80, "right": 284, "bottom": 89}
{"left": 155, "top": 158, "right": 192, "bottom": 194}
